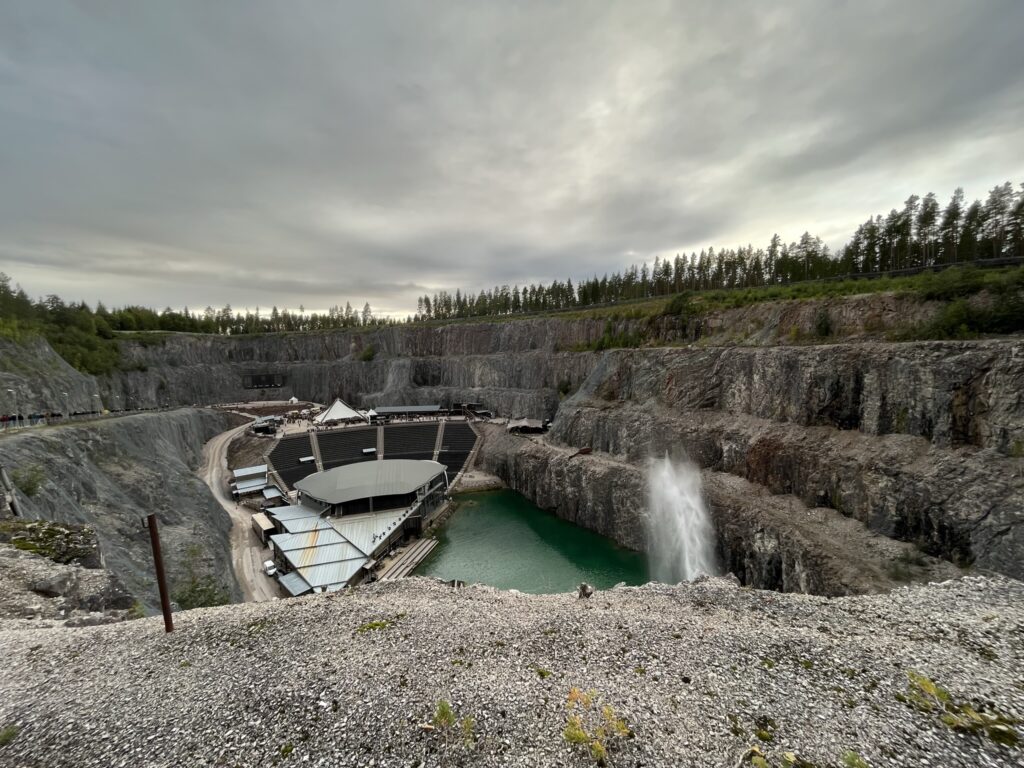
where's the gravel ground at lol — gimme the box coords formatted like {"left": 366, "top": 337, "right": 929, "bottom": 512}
{"left": 0, "top": 576, "right": 1021, "bottom": 768}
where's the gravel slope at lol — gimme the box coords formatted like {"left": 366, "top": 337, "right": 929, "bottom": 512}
{"left": 0, "top": 576, "right": 1021, "bottom": 768}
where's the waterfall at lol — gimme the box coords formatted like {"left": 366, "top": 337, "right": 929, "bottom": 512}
{"left": 646, "top": 456, "right": 718, "bottom": 583}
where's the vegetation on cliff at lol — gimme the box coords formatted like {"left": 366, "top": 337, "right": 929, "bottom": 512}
{"left": 1, "top": 183, "right": 1022, "bottom": 375}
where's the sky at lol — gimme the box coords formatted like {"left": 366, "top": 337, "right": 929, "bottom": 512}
{"left": 1, "top": 1, "right": 1022, "bottom": 318}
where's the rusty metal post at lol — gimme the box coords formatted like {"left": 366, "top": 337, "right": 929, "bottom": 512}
{"left": 146, "top": 513, "right": 174, "bottom": 633}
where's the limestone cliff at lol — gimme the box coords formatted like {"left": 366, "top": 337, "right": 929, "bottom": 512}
{"left": 477, "top": 426, "right": 962, "bottom": 595}
{"left": 0, "top": 409, "right": 245, "bottom": 608}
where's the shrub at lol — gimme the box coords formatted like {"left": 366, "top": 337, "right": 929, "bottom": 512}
{"left": 813, "top": 308, "right": 832, "bottom": 338}
{"left": 359, "top": 345, "right": 376, "bottom": 362}
{"left": 10, "top": 465, "right": 45, "bottom": 497}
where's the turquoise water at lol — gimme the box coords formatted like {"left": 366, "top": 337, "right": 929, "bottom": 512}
{"left": 415, "top": 490, "right": 649, "bottom": 593}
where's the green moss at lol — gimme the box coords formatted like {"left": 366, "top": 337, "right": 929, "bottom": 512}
{"left": 0, "top": 725, "right": 19, "bottom": 747}
{"left": 535, "top": 667, "right": 552, "bottom": 679}
{"left": 356, "top": 619, "right": 393, "bottom": 633}
{"left": 841, "top": 751, "right": 870, "bottom": 768}
{"left": 901, "top": 670, "right": 1018, "bottom": 747}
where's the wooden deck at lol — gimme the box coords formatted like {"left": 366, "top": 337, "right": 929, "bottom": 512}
{"left": 377, "top": 538, "right": 439, "bottom": 581}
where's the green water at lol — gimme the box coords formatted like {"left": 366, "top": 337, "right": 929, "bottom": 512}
{"left": 415, "top": 490, "right": 649, "bottom": 593}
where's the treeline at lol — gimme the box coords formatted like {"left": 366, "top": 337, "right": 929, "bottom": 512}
{"left": 415, "top": 182, "right": 1024, "bottom": 320}
{"left": 0, "top": 275, "right": 391, "bottom": 374}
{"left": 2, "top": 181, "right": 1023, "bottom": 375}
{"left": 102, "top": 300, "right": 385, "bottom": 335}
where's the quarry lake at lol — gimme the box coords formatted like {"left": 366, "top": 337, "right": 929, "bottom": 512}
{"left": 415, "top": 490, "right": 649, "bottom": 592}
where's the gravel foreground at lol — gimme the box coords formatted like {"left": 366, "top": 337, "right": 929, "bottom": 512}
{"left": 0, "top": 576, "right": 1021, "bottom": 768}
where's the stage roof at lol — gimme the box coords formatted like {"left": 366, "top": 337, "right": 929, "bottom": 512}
{"left": 295, "top": 459, "right": 445, "bottom": 506}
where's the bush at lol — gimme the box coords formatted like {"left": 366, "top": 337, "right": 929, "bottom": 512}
{"left": 359, "top": 345, "right": 376, "bottom": 362}
{"left": 10, "top": 465, "right": 45, "bottom": 497}
{"left": 662, "top": 292, "right": 695, "bottom": 319}
{"left": 813, "top": 308, "right": 832, "bottom": 338}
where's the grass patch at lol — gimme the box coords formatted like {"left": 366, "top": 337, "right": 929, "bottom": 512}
{"left": 563, "top": 687, "right": 632, "bottom": 766}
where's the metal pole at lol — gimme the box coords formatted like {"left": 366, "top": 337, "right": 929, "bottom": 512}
{"left": 146, "top": 513, "right": 174, "bottom": 633}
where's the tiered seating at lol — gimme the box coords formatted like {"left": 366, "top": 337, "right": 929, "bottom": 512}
{"left": 318, "top": 427, "right": 378, "bottom": 470}
{"left": 269, "top": 435, "right": 318, "bottom": 490}
{"left": 438, "top": 422, "right": 477, "bottom": 475}
{"left": 382, "top": 423, "right": 439, "bottom": 461}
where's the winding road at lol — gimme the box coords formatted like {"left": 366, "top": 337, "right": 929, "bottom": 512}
{"left": 198, "top": 422, "right": 280, "bottom": 602}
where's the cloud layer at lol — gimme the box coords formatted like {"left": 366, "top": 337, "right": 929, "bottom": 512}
{"left": 2, "top": 1, "right": 1022, "bottom": 315}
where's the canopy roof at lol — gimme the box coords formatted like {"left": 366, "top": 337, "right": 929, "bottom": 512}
{"left": 313, "top": 399, "right": 364, "bottom": 424}
{"left": 374, "top": 404, "right": 441, "bottom": 415}
{"left": 295, "top": 459, "right": 445, "bottom": 506}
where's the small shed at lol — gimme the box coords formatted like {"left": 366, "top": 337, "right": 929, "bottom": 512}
{"left": 251, "top": 512, "right": 276, "bottom": 545}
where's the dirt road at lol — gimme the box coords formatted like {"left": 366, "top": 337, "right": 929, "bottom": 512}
{"left": 198, "top": 422, "right": 280, "bottom": 602}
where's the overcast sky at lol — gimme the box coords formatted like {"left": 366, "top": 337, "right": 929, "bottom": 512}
{"left": 1, "top": 1, "right": 1022, "bottom": 317}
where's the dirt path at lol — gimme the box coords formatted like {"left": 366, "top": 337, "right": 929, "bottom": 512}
{"left": 198, "top": 422, "right": 280, "bottom": 603}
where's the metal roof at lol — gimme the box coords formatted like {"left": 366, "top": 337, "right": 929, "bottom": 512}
{"left": 278, "top": 570, "right": 312, "bottom": 596}
{"left": 262, "top": 487, "right": 283, "bottom": 499}
{"left": 296, "top": 459, "right": 445, "bottom": 505}
{"left": 268, "top": 504, "right": 321, "bottom": 522}
{"left": 374, "top": 404, "right": 441, "bottom": 414}
{"left": 329, "top": 509, "right": 409, "bottom": 555}
{"left": 270, "top": 527, "right": 350, "bottom": 552}
{"left": 283, "top": 541, "right": 365, "bottom": 570}
{"left": 251, "top": 512, "right": 276, "bottom": 532}
{"left": 233, "top": 464, "right": 268, "bottom": 480}
{"left": 234, "top": 477, "right": 267, "bottom": 493}
{"left": 281, "top": 516, "right": 334, "bottom": 534}
{"left": 296, "top": 559, "right": 366, "bottom": 589}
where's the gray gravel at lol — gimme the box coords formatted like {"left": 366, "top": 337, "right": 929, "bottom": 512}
{"left": 0, "top": 575, "right": 1021, "bottom": 768}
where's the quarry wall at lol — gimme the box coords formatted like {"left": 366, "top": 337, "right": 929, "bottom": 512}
{"left": 0, "top": 408, "right": 244, "bottom": 609}
{"left": 0, "top": 298, "right": 1021, "bottom": 597}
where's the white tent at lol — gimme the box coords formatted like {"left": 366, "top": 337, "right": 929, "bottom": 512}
{"left": 313, "top": 398, "right": 365, "bottom": 424}
{"left": 288, "top": 396, "right": 299, "bottom": 404}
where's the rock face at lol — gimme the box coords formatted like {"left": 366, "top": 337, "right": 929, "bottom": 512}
{"left": 0, "top": 336, "right": 98, "bottom": 414}
{"left": 0, "top": 409, "right": 244, "bottom": 609}
{"left": 0, "top": 542, "right": 134, "bottom": 625}
{"left": 0, "top": 310, "right": 1021, "bottom": 597}
{"left": 478, "top": 426, "right": 961, "bottom": 595}
{"left": 0, "top": 576, "right": 1021, "bottom": 767}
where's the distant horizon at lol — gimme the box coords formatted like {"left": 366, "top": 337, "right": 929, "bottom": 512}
{"left": 2, "top": 1, "right": 1022, "bottom": 316}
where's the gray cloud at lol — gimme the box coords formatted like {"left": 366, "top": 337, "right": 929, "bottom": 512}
{"left": 1, "top": 0, "right": 1022, "bottom": 316}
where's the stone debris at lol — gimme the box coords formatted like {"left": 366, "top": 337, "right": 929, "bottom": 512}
{"left": 0, "top": 575, "right": 1021, "bottom": 767}
{"left": 0, "top": 542, "right": 134, "bottom": 626}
